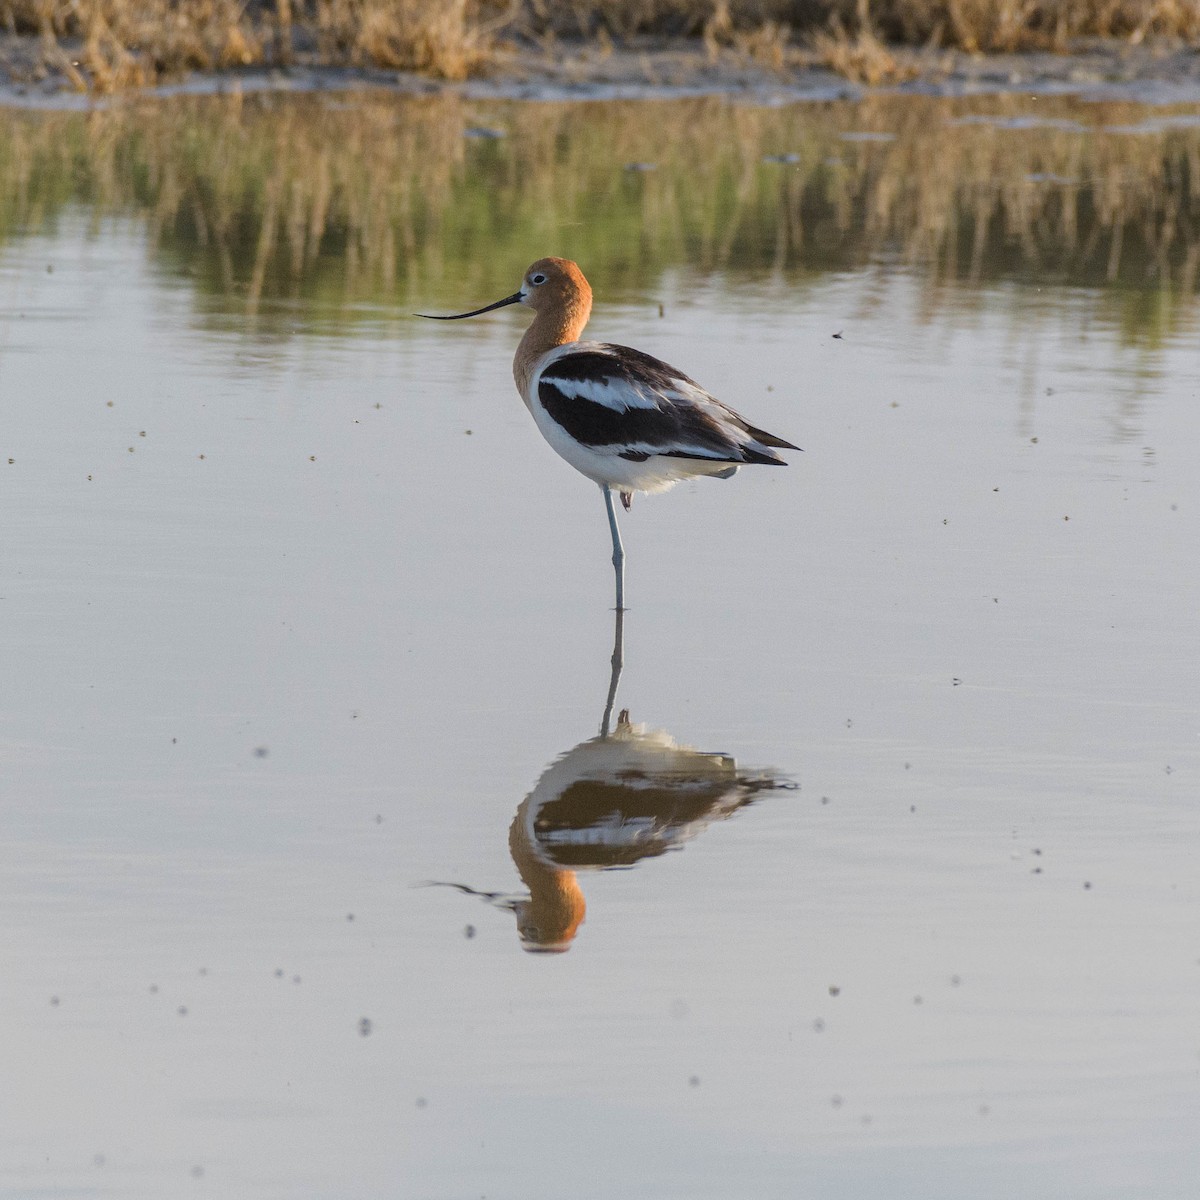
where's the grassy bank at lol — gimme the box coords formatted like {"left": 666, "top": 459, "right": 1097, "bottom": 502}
{"left": 1, "top": 2, "right": 1199, "bottom": 91}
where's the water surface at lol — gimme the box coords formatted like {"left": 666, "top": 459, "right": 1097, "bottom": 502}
{"left": 1, "top": 90, "right": 1198, "bottom": 1199}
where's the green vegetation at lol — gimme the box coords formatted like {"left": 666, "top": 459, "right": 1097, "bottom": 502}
{"left": 0, "top": 91, "right": 1195, "bottom": 344}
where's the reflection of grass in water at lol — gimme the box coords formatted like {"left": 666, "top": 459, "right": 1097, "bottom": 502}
{"left": 1, "top": 92, "right": 1196, "bottom": 342}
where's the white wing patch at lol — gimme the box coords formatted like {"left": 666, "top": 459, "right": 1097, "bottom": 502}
{"left": 545, "top": 372, "right": 661, "bottom": 412}
{"left": 530, "top": 340, "right": 795, "bottom": 474}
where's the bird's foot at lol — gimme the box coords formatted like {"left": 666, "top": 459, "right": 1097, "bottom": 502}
{"left": 620, "top": 491, "right": 632, "bottom": 511}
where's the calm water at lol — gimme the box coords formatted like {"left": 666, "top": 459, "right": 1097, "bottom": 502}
{"left": 1, "top": 90, "right": 1198, "bottom": 1199}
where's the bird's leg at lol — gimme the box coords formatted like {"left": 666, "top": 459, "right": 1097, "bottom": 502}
{"left": 599, "top": 605, "right": 625, "bottom": 739}
{"left": 620, "top": 491, "right": 632, "bottom": 512}
{"left": 601, "top": 484, "right": 626, "bottom": 613}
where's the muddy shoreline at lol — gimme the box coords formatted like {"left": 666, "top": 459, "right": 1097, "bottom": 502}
{"left": 2, "top": 34, "right": 1200, "bottom": 108}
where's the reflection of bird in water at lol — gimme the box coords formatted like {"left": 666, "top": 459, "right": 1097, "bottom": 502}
{"left": 429, "top": 611, "right": 792, "bottom": 952}
{"left": 506, "top": 708, "right": 785, "bottom": 952}
{"left": 419, "top": 257, "right": 799, "bottom": 610}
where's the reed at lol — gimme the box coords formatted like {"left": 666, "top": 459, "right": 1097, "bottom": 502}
{"left": 848, "top": 0, "right": 1200, "bottom": 51}
{"left": 2, "top": 2, "right": 1199, "bottom": 90}
{"left": 0, "top": 0, "right": 498, "bottom": 89}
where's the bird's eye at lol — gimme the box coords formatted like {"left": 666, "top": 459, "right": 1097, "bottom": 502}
{"left": 530, "top": 273, "right": 547, "bottom": 285}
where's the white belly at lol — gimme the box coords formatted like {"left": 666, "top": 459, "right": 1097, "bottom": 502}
{"left": 527, "top": 404, "right": 736, "bottom": 493}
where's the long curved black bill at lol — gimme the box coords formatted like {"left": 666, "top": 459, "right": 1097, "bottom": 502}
{"left": 415, "top": 291, "right": 523, "bottom": 320}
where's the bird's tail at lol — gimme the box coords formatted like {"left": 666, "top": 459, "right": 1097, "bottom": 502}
{"left": 742, "top": 422, "right": 801, "bottom": 452}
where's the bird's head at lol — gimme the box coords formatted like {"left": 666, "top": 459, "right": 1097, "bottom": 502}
{"left": 416, "top": 257, "right": 592, "bottom": 330}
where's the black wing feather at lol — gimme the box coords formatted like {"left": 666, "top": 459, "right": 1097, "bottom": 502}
{"left": 537, "top": 345, "right": 790, "bottom": 463}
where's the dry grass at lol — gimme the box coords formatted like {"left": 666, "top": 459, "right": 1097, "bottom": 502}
{"left": 845, "top": 0, "right": 1200, "bottom": 51}
{"left": 518, "top": 1, "right": 800, "bottom": 39}
{"left": 311, "top": 0, "right": 501, "bottom": 76}
{"left": 810, "top": 20, "right": 920, "bottom": 85}
{"left": 3, "top": 1, "right": 1200, "bottom": 91}
{"left": 2, "top": 0, "right": 262, "bottom": 89}
{"left": 811, "top": 1, "right": 1200, "bottom": 80}
{"left": 0, "top": 0, "right": 503, "bottom": 90}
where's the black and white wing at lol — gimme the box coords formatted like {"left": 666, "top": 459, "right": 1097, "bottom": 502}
{"left": 535, "top": 344, "right": 798, "bottom": 466}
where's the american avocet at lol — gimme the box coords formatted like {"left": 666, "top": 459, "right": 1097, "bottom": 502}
{"left": 419, "top": 257, "right": 799, "bottom": 610}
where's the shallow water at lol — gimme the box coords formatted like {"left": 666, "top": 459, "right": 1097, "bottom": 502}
{"left": 1, "top": 91, "right": 1198, "bottom": 1199}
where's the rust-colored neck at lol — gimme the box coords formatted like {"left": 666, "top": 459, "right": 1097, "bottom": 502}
{"left": 513, "top": 280, "right": 593, "bottom": 399}
{"left": 509, "top": 802, "right": 586, "bottom": 948}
